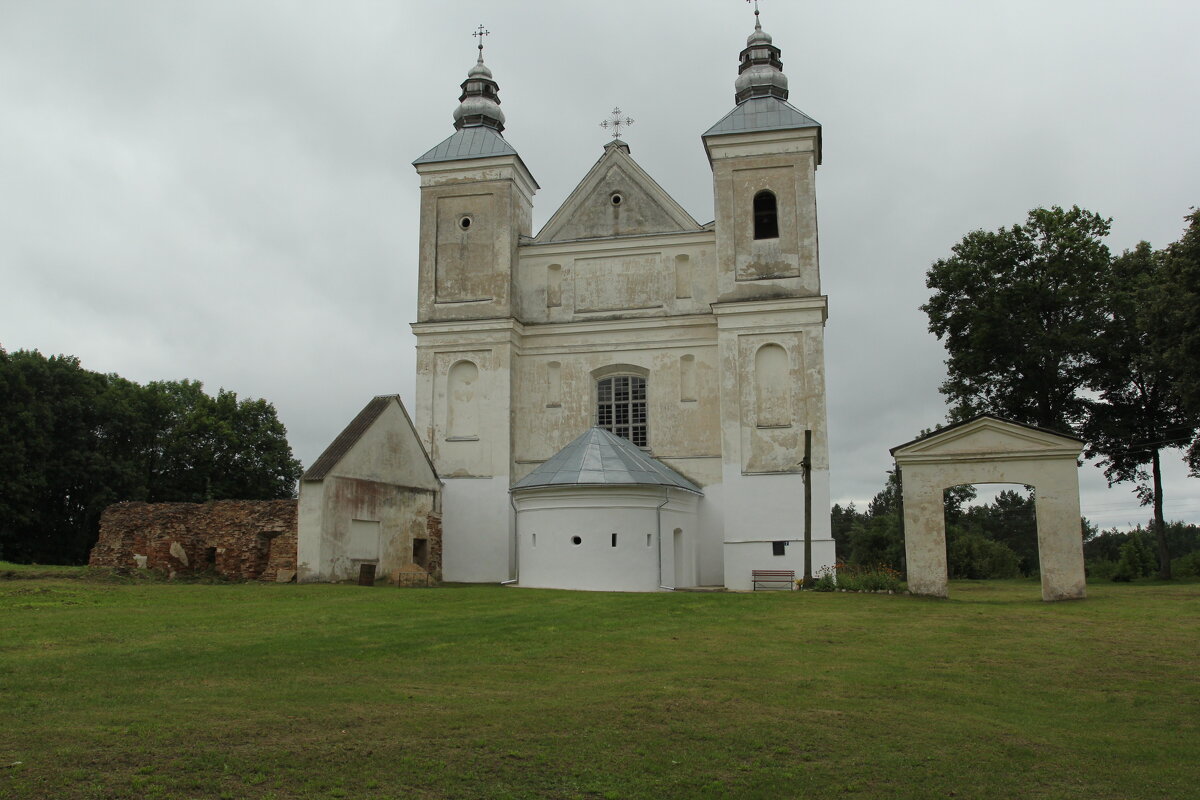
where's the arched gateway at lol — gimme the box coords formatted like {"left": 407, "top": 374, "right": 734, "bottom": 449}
{"left": 890, "top": 415, "right": 1086, "bottom": 602}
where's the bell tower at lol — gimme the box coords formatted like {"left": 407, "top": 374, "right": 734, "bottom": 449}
{"left": 702, "top": 4, "right": 834, "bottom": 585}
{"left": 410, "top": 31, "right": 538, "bottom": 582}
{"left": 412, "top": 28, "right": 537, "bottom": 323}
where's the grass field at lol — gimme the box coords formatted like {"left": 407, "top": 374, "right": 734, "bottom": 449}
{"left": 1, "top": 571, "right": 1197, "bottom": 800}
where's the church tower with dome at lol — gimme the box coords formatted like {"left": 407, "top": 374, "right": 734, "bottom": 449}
{"left": 408, "top": 9, "right": 833, "bottom": 591}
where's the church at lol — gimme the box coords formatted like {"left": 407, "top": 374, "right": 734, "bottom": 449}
{"left": 402, "top": 7, "right": 834, "bottom": 592}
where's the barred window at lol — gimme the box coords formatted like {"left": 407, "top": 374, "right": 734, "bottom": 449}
{"left": 597, "top": 375, "right": 647, "bottom": 447}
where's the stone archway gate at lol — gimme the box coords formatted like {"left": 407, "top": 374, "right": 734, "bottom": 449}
{"left": 890, "top": 415, "right": 1086, "bottom": 602}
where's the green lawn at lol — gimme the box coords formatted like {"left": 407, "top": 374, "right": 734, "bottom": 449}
{"left": 0, "top": 573, "right": 1196, "bottom": 800}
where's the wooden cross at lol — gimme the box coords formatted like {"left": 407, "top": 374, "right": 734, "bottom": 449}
{"left": 600, "top": 107, "right": 635, "bottom": 141}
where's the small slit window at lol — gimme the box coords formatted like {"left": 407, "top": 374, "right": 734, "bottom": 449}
{"left": 772, "top": 540, "right": 787, "bottom": 556}
{"left": 753, "top": 191, "right": 779, "bottom": 240}
{"left": 611, "top": 533, "right": 618, "bottom": 548}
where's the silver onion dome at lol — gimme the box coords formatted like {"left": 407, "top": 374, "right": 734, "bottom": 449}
{"left": 734, "top": 16, "right": 788, "bottom": 104}
{"left": 452, "top": 53, "right": 505, "bottom": 132}
{"left": 747, "top": 25, "right": 772, "bottom": 46}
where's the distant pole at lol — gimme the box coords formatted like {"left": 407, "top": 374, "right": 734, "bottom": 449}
{"left": 803, "top": 429, "right": 812, "bottom": 584}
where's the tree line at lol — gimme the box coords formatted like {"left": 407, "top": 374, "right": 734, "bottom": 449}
{"left": 922, "top": 207, "right": 1200, "bottom": 578}
{"left": 0, "top": 348, "right": 303, "bottom": 565}
{"left": 833, "top": 475, "right": 1200, "bottom": 582}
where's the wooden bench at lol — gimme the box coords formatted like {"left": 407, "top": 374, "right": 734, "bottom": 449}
{"left": 752, "top": 569, "right": 796, "bottom": 591}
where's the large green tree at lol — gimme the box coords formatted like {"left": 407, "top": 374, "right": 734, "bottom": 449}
{"left": 1160, "top": 209, "right": 1200, "bottom": 471}
{"left": 1083, "top": 241, "right": 1200, "bottom": 578}
{"left": 922, "top": 205, "right": 1113, "bottom": 430}
{"left": 0, "top": 348, "right": 302, "bottom": 564}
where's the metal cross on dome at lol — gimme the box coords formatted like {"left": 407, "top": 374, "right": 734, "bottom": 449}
{"left": 472, "top": 24, "right": 489, "bottom": 55}
{"left": 600, "top": 107, "right": 634, "bottom": 141}
{"left": 746, "top": 0, "right": 761, "bottom": 23}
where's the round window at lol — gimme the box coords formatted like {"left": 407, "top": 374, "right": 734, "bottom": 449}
{"left": 458, "top": 216, "right": 473, "bottom": 231}
{"left": 571, "top": 535, "right": 582, "bottom": 546}
{"left": 610, "top": 193, "right": 623, "bottom": 207}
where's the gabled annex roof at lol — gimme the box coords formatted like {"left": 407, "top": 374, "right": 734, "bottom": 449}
{"left": 413, "top": 127, "right": 518, "bottom": 165}
{"left": 303, "top": 395, "right": 439, "bottom": 483}
{"left": 511, "top": 427, "right": 702, "bottom": 494}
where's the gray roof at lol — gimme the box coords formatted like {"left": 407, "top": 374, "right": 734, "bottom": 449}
{"left": 703, "top": 96, "right": 820, "bottom": 137}
{"left": 413, "top": 127, "right": 518, "bottom": 165}
{"left": 512, "top": 427, "right": 703, "bottom": 494}
{"left": 302, "top": 395, "right": 439, "bottom": 484}
{"left": 304, "top": 396, "right": 392, "bottom": 480}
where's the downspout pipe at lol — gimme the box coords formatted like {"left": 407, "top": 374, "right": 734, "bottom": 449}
{"left": 501, "top": 492, "right": 520, "bottom": 585}
{"left": 657, "top": 486, "right": 674, "bottom": 591}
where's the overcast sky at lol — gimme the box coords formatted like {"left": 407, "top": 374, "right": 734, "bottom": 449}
{"left": 2, "top": 0, "right": 1198, "bottom": 529}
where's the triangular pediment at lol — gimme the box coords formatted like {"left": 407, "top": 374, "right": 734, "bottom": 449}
{"left": 303, "top": 395, "right": 440, "bottom": 490}
{"left": 534, "top": 143, "right": 701, "bottom": 243}
{"left": 891, "top": 415, "right": 1083, "bottom": 464}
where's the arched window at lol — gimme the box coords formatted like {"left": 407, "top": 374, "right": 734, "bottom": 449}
{"left": 597, "top": 375, "right": 647, "bottom": 447}
{"left": 753, "top": 190, "right": 779, "bottom": 240}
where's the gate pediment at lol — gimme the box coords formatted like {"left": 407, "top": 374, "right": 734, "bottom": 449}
{"left": 891, "top": 415, "right": 1082, "bottom": 465}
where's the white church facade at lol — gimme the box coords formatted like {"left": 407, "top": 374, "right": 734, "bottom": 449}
{"left": 404, "top": 10, "right": 835, "bottom": 592}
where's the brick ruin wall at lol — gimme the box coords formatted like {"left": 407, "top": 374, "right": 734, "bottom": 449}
{"left": 426, "top": 512, "right": 443, "bottom": 580}
{"left": 90, "top": 500, "right": 298, "bottom": 581}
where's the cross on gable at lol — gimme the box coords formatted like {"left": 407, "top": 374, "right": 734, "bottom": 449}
{"left": 600, "top": 107, "right": 635, "bottom": 141}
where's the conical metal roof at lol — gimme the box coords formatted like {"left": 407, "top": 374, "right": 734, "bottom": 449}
{"left": 512, "top": 427, "right": 702, "bottom": 494}
{"left": 703, "top": 96, "right": 820, "bottom": 137}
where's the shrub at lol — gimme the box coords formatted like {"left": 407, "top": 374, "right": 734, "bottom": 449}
{"left": 948, "top": 532, "right": 1022, "bottom": 579}
{"left": 836, "top": 562, "right": 903, "bottom": 593}
{"left": 1170, "top": 551, "right": 1200, "bottom": 578}
{"left": 1086, "top": 559, "right": 1119, "bottom": 581}
{"left": 1113, "top": 539, "right": 1145, "bottom": 582}
{"left": 806, "top": 566, "right": 837, "bottom": 591}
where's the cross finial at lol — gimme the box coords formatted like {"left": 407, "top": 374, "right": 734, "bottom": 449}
{"left": 473, "top": 24, "right": 490, "bottom": 60}
{"left": 746, "top": 0, "right": 762, "bottom": 29}
{"left": 600, "top": 107, "right": 635, "bottom": 141}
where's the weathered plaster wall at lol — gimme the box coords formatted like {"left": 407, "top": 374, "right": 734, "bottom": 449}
{"left": 900, "top": 460, "right": 1086, "bottom": 601}
{"left": 516, "top": 234, "right": 718, "bottom": 325}
{"left": 299, "top": 476, "right": 440, "bottom": 583}
{"left": 90, "top": 500, "right": 297, "bottom": 581}
{"left": 296, "top": 399, "right": 443, "bottom": 584}
{"left": 706, "top": 128, "right": 822, "bottom": 303}
{"left": 510, "top": 317, "right": 722, "bottom": 486}
{"left": 414, "top": 156, "right": 535, "bottom": 323}
{"left": 894, "top": 419, "right": 1086, "bottom": 602}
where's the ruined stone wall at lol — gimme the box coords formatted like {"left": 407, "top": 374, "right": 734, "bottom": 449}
{"left": 426, "top": 512, "right": 443, "bottom": 579}
{"left": 90, "top": 500, "right": 298, "bottom": 581}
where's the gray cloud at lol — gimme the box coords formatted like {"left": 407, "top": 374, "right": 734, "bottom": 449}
{"left": 1, "top": 1, "right": 1196, "bottom": 530}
